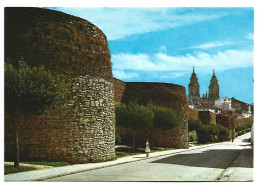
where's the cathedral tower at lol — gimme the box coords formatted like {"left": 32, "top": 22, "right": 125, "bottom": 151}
{"left": 188, "top": 67, "right": 200, "bottom": 104}
{"left": 208, "top": 69, "right": 219, "bottom": 102}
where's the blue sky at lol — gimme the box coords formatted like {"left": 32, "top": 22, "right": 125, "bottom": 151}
{"left": 49, "top": 7, "right": 254, "bottom": 104}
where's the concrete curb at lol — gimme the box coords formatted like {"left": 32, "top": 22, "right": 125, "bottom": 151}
{"left": 4, "top": 142, "right": 222, "bottom": 182}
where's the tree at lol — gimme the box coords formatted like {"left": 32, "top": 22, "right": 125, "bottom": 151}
{"left": 152, "top": 106, "right": 180, "bottom": 147}
{"left": 115, "top": 102, "right": 154, "bottom": 152}
{"left": 217, "top": 124, "right": 230, "bottom": 141}
{"left": 5, "top": 60, "right": 66, "bottom": 167}
{"left": 197, "top": 125, "right": 211, "bottom": 144}
{"left": 188, "top": 116, "right": 202, "bottom": 132}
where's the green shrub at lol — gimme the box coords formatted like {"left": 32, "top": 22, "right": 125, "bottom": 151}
{"left": 197, "top": 125, "right": 211, "bottom": 144}
{"left": 148, "top": 104, "right": 180, "bottom": 147}
{"left": 5, "top": 61, "right": 66, "bottom": 167}
{"left": 197, "top": 124, "right": 227, "bottom": 144}
{"left": 5, "top": 61, "right": 66, "bottom": 115}
{"left": 5, "top": 164, "right": 36, "bottom": 175}
{"left": 115, "top": 102, "right": 154, "bottom": 151}
{"left": 188, "top": 117, "right": 202, "bottom": 132}
{"left": 235, "top": 123, "right": 252, "bottom": 132}
{"left": 195, "top": 123, "right": 232, "bottom": 144}
{"left": 235, "top": 123, "right": 252, "bottom": 136}
{"left": 217, "top": 125, "right": 230, "bottom": 141}
{"left": 153, "top": 106, "right": 180, "bottom": 131}
{"left": 189, "top": 130, "right": 198, "bottom": 142}
{"left": 208, "top": 124, "right": 220, "bottom": 136}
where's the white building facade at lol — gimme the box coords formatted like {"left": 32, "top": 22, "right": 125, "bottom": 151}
{"left": 215, "top": 97, "right": 232, "bottom": 111}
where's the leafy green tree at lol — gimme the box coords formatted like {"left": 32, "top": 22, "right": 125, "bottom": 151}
{"left": 217, "top": 124, "right": 230, "bottom": 141}
{"left": 5, "top": 61, "right": 66, "bottom": 167}
{"left": 115, "top": 102, "right": 154, "bottom": 152}
{"left": 197, "top": 125, "right": 211, "bottom": 144}
{"left": 152, "top": 106, "right": 180, "bottom": 147}
{"left": 197, "top": 124, "right": 230, "bottom": 143}
{"left": 188, "top": 117, "right": 202, "bottom": 132}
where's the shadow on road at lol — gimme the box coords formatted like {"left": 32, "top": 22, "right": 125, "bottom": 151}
{"left": 150, "top": 148, "right": 253, "bottom": 169}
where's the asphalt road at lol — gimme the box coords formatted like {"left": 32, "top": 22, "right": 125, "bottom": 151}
{"left": 48, "top": 133, "right": 253, "bottom": 182}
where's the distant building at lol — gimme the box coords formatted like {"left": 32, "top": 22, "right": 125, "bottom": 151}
{"left": 208, "top": 69, "right": 220, "bottom": 102}
{"left": 215, "top": 97, "right": 232, "bottom": 111}
{"left": 231, "top": 97, "right": 252, "bottom": 118}
{"left": 188, "top": 67, "right": 220, "bottom": 113}
{"left": 188, "top": 67, "right": 252, "bottom": 118}
{"left": 188, "top": 66, "right": 200, "bottom": 105}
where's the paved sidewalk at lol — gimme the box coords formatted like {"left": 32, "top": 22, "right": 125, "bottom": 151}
{"left": 4, "top": 142, "right": 220, "bottom": 182}
{"left": 218, "top": 147, "right": 253, "bottom": 181}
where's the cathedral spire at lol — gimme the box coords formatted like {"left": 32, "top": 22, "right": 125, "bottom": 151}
{"left": 188, "top": 66, "right": 200, "bottom": 104}
{"left": 208, "top": 69, "right": 219, "bottom": 102}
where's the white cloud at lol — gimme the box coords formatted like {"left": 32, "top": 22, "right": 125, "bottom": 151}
{"left": 160, "top": 72, "right": 185, "bottom": 79}
{"left": 112, "top": 49, "right": 253, "bottom": 73}
{"left": 246, "top": 32, "right": 254, "bottom": 40}
{"left": 186, "top": 41, "right": 232, "bottom": 50}
{"left": 112, "top": 53, "right": 159, "bottom": 71}
{"left": 112, "top": 70, "right": 139, "bottom": 80}
{"left": 54, "top": 8, "right": 228, "bottom": 40}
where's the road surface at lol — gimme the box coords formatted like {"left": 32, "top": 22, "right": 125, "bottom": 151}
{"left": 47, "top": 133, "right": 253, "bottom": 181}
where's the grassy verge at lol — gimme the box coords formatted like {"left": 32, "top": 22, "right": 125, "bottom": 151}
{"left": 235, "top": 123, "right": 252, "bottom": 137}
{"left": 4, "top": 165, "right": 36, "bottom": 175}
{"left": 4, "top": 161, "right": 70, "bottom": 175}
{"left": 22, "top": 161, "right": 69, "bottom": 167}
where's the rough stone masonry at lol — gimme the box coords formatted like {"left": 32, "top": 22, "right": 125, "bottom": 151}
{"left": 4, "top": 7, "right": 115, "bottom": 163}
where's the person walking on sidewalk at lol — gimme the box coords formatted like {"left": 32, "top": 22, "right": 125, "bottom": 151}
{"left": 145, "top": 139, "right": 150, "bottom": 157}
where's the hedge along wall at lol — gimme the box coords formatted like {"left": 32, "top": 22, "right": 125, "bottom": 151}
{"left": 113, "top": 81, "right": 189, "bottom": 148}
{"left": 4, "top": 7, "right": 115, "bottom": 163}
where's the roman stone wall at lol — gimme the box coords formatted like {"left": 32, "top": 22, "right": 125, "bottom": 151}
{"left": 4, "top": 7, "right": 115, "bottom": 163}
{"left": 187, "top": 107, "right": 199, "bottom": 119}
{"left": 234, "top": 117, "right": 253, "bottom": 127}
{"left": 216, "top": 114, "right": 233, "bottom": 140}
{"left": 117, "top": 82, "right": 189, "bottom": 148}
{"left": 198, "top": 111, "right": 216, "bottom": 125}
{"left": 231, "top": 117, "right": 236, "bottom": 138}
{"left": 216, "top": 114, "right": 232, "bottom": 129}
{"left": 112, "top": 77, "right": 126, "bottom": 103}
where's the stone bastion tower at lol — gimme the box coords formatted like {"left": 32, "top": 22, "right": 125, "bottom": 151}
{"left": 4, "top": 7, "right": 115, "bottom": 163}
{"left": 112, "top": 78, "right": 189, "bottom": 149}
